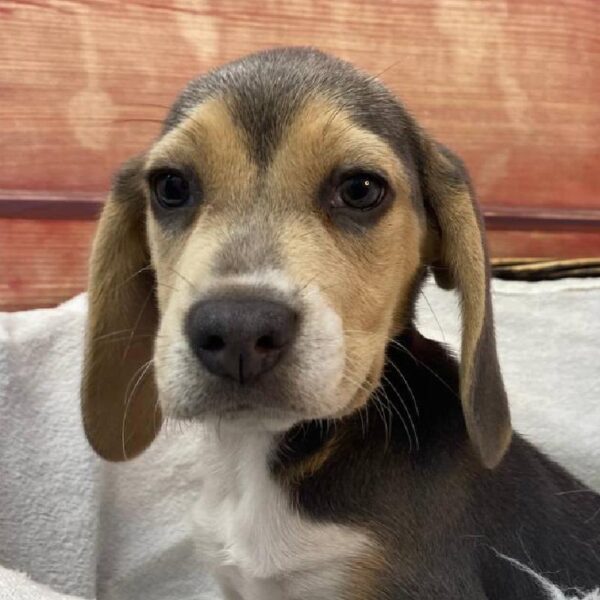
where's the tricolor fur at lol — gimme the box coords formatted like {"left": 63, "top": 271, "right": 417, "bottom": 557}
{"left": 81, "top": 48, "right": 600, "bottom": 598}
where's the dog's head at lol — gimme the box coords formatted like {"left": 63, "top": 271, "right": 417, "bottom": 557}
{"left": 81, "top": 48, "right": 511, "bottom": 468}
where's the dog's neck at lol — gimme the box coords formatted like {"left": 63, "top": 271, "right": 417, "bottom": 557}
{"left": 193, "top": 329, "right": 600, "bottom": 599}
{"left": 192, "top": 327, "right": 469, "bottom": 598}
{"left": 195, "top": 326, "right": 469, "bottom": 530}
{"left": 271, "top": 327, "right": 465, "bottom": 484}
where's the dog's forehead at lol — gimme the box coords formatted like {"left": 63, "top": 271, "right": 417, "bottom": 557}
{"left": 163, "top": 47, "right": 413, "bottom": 166}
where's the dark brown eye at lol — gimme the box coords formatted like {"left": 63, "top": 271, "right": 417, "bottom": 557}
{"left": 154, "top": 171, "right": 190, "bottom": 209}
{"left": 337, "top": 173, "right": 385, "bottom": 210}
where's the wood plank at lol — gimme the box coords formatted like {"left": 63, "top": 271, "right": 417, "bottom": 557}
{"left": 2, "top": 218, "right": 600, "bottom": 311}
{"left": 487, "top": 230, "right": 600, "bottom": 260}
{"left": 1, "top": 0, "right": 599, "bottom": 309}
{"left": 0, "top": 190, "right": 101, "bottom": 220}
{"left": 0, "top": 219, "right": 95, "bottom": 311}
{"left": 1, "top": 0, "right": 598, "bottom": 210}
{"left": 483, "top": 206, "right": 600, "bottom": 232}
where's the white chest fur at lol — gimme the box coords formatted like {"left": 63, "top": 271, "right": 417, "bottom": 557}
{"left": 190, "top": 426, "right": 371, "bottom": 600}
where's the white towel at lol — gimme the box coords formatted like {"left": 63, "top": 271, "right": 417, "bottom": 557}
{"left": 0, "top": 567, "right": 94, "bottom": 600}
{"left": 0, "top": 295, "right": 217, "bottom": 600}
{"left": 0, "top": 278, "right": 599, "bottom": 599}
{"left": 417, "top": 277, "right": 600, "bottom": 491}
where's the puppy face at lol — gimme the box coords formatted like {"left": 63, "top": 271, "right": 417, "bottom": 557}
{"left": 147, "top": 94, "right": 422, "bottom": 428}
{"left": 82, "top": 48, "right": 510, "bottom": 467}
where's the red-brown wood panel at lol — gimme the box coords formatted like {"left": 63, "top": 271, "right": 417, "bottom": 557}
{"left": 1, "top": 0, "right": 599, "bottom": 309}
{"left": 1, "top": 0, "right": 598, "bottom": 206}
{"left": 487, "top": 229, "right": 600, "bottom": 260}
{"left": 0, "top": 219, "right": 95, "bottom": 311}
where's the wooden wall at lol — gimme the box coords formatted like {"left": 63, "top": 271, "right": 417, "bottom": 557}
{"left": 1, "top": 0, "right": 599, "bottom": 309}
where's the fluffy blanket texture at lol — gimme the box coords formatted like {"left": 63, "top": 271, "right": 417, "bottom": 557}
{"left": 0, "top": 277, "right": 599, "bottom": 599}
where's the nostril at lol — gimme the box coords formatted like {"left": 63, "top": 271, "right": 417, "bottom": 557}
{"left": 255, "top": 334, "right": 277, "bottom": 353}
{"left": 200, "top": 334, "right": 226, "bottom": 352}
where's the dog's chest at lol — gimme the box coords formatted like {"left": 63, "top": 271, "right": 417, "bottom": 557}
{"left": 190, "top": 429, "right": 371, "bottom": 600}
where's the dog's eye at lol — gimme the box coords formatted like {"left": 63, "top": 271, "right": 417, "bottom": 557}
{"left": 154, "top": 172, "right": 190, "bottom": 209}
{"left": 336, "top": 174, "right": 385, "bottom": 210}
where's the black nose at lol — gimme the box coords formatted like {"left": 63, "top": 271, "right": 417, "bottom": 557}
{"left": 185, "top": 297, "right": 298, "bottom": 384}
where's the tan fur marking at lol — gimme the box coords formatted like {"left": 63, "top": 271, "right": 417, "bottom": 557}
{"left": 426, "top": 143, "right": 511, "bottom": 467}
{"left": 435, "top": 188, "right": 486, "bottom": 400}
{"left": 146, "top": 98, "right": 254, "bottom": 193}
{"left": 281, "top": 432, "right": 341, "bottom": 486}
{"left": 145, "top": 99, "right": 258, "bottom": 312}
{"left": 82, "top": 177, "right": 161, "bottom": 461}
{"left": 149, "top": 95, "right": 425, "bottom": 423}
{"left": 270, "top": 98, "right": 423, "bottom": 416}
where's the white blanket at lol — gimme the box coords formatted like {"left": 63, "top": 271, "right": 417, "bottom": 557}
{"left": 0, "top": 278, "right": 599, "bottom": 599}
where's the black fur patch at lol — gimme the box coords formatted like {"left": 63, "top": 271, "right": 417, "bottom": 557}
{"left": 274, "top": 329, "right": 600, "bottom": 598}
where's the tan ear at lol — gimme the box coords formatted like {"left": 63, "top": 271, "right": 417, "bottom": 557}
{"left": 421, "top": 139, "right": 512, "bottom": 468}
{"left": 81, "top": 157, "right": 162, "bottom": 461}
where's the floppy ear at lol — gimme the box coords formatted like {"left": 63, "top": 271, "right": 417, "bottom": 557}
{"left": 420, "top": 137, "right": 512, "bottom": 468}
{"left": 81, "top": 156, "right": 162, "bottom": 462}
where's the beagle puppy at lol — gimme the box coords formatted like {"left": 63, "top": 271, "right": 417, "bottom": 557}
{"left": 81, "top": 48, "right": 600, "bottom": 599}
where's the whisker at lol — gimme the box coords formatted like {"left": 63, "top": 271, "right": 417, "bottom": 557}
{"left": 114, "top": 118, "right": 164, "bottom": 126}
{"left": 585, "top": 505, "right": 600, "bottom": 524}
{"left": 167, "top": 266, "right": 198, "bottom": 293}
{"left": 555, "top": 489, "right": 599, "bottom": 497}
{"left": 121, "top": 358, "right": 154, "bottom": 460}
{"left": 380, "top": 374, "right": 416, "bottom": 453}
{"left": 371, "top": 392, "right": 391, "bottom": 451}
{"left": 122, "top": 287, "right": 154, "bottom": 363}
{"left": 153, "top": 394, "right": 161, "bottom": 438}
{"left": 386, "top": 338, "right": 457, "bottom": 397}
{"left": 367, "top": 59, "right": 403, "bottom": 82}
{"left": 118, "top": 264, "right": 153, "bottom": 289}
{"left": 93, "top": 328, "right": 137, "bottom": 342}
{"left": 385, "top": 358, "right": 419, "bottom": 417}
{"left": 95, "top": 333, "right": 160, "bottom": 345}
{"left": 420, "top": 289, "right": 447, "bottom": 343}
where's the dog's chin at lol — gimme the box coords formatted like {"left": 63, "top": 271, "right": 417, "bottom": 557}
{"left": 159, "top": 384, "right": 363, "bottom": 434}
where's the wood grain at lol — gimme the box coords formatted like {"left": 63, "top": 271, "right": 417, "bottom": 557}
{"left": 1, "top": 0, "right": 598, "bottom": 207}
{"left": 487, "top": 230, "right": 600, "bottom": 261}
{"left": 0, "top": 219, "right": 95, "bottom": 311}
{"left": 1, "top": 0, "right": 599, "bottom": 309}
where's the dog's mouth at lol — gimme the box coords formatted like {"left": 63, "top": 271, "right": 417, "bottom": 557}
{"left": 154, "top": 343, "right": 361, "bottom": 430}
{"left": 156, "top": 353, "right": 377, "bottom": 435}
{"left": 153, "top": 326, "right": 380, "bottom": 431}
